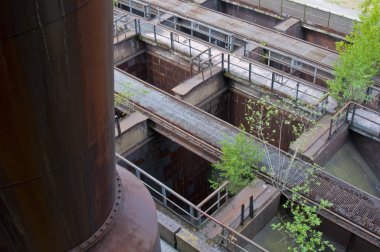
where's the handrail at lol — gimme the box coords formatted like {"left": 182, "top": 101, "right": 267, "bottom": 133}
{"left": 197, "top": 181, "right": 228, "bottom": 208}
{"left": 115, "top": 7, "right": 332, "bottom": 114}
{"left": 116, "top": 153, "right": 268, "bottom": 252}
{"left": 223, "top": 53, "right": 329, "bottom": 114}
{"left": 115, "top": 69, "right": 380, "bottom": 244}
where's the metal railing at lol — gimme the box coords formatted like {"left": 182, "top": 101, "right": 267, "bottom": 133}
{"left": 113, "top": 17, "right": 139, "bottom": 43}
{"left": 365, "top": 85, "right": 380, "bottom": 111}
{"left": 116, "top": 153, "right": 268, "bottom": 252}
{"left": 327, "top": 102, "right": 380, "bottom": 139}
{"left": 223, "top": 53, "right": 329, "bottom": 115}
{"left": 116, "top": 153, "right": 228, "bottom": 226}
{"left": 244, "top": 43, "right": 333, "bottom": 85}
{"left": 113, "top": 8, "right": 331, "bottom": 115}
{"left": 115, "top": 2, "right": 336, "bottom": 86}
{"left": 234, "top": 0, "right": 356, "bottom": 34}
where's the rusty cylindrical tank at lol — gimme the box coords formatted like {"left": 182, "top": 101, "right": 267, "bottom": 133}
{"left": 0, "top": 0, "right": 160, "bottom": 251}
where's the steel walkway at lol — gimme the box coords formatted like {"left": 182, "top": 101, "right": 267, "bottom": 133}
{"left": 114, "top": 68, "right": 380, "bottom": 246}
{"left": 133, "top": 0, "right": 339, "bottom": 70}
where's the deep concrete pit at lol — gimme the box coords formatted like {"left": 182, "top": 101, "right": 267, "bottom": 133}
{"left": 323, "top": 131, "right": 380, "bottom": 198}
{"left": 117, "top": 43, "right": 192, "bottom": 94}
{"left": 249, "top": 194, "right": 379, "bottom": 252}
{"left": 119, "top": 133, "right": 215, "bottom": 206}
{"left": 198, "top": 86, "right": 310, "bottom": 152}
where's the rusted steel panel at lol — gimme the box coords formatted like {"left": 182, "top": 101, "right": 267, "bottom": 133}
{"left": 0, "top": 0, "right": 115, "bottom": 251}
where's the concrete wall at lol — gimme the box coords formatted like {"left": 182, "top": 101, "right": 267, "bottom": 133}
{"left": 303, "top": 28, "right": 340, "bottom": 51}
{"left": 117, "top": 52, "right": 148, "bottom": 82}
{"left": 350, "top": 131, "right": 380, "bottom": 180}
{"left": 115, "top": 113, "right": 150, "bottom": 154}
{"left": 125, "top": 134, "right": 213, "bottom": 205}
{"left": 240, "top": 192, "right": 281, "bottom": 239}
{"left": 320, "top": 217, "right": 380, "bottom": 252}
{"left": 114, "top": 36, "right": 145, "bottom": 65}
{"left": 215, "top": 1, "right": 282, "bottom": 29}
{"left": 174, "top": 70, "right": 227, "bottom": 106}
{"left": 228, "top": 87, "right": 308, "bottom": 151}
{"left": 314, "top": 125, "right": 350, "bottom": 166}
{"left": 146, "top": 52, "right": 192, "bottom": 94}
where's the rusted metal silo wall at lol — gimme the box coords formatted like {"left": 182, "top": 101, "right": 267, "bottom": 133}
{"left": 0, "top": 0, "right": 115, "bottom": 251}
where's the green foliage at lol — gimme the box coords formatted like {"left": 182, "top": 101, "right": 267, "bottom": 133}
{"left": 115, "top": 82, "right": 134, "bottom": 106}
{"left": 272, "top": 188, "right": 335, "bottom": 252}
{"left": 210, "top": 132, "right": 263, "bottom": 194}
{"left": 113, "top": 0, "right": 118, "bottom": 6}
{"left": 245, "top": 97, "right": 311, "bottom": 147}
{"left": 327, "top": 0, "right": 380, "bottom": 103}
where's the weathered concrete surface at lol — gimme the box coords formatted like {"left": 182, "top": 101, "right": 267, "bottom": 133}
{"left": 157, "top": 210, "right": 181, "bottom": 248}
{"left": 114, "top": 36, "right": 145, "bottom": 65}
{"left": 115, "top": 112, "right": 149, "bottom": 154}
{"left": 274, "top": 17, "right": 302, "bottom": 38}
{"left": 146, "top": 51, "right": 192, "bottom": 94}
{"left": 172, "top": 67, "right": 225, "bottom": 106}
{"left": 324, "top": 139, "right": 380, "bottom": 198}
{"left": 350, "top": 131, "right": 380, "bottom": 181}
{"left": 137, "top": 0, "right": 339, "bottom": 69}
{"left": 114, "top": 69, "right": 380, "bottom": 244}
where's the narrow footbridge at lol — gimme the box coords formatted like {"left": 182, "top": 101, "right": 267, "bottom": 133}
{"left": 115, "top": 68, "right": 380, "bottom": 246}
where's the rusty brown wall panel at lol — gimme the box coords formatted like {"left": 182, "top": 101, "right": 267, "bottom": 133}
{"left": 0, "top": 0, "right": 115, "bottom": 251}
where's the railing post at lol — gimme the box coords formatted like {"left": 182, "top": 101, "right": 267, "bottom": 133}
{"left": 240, "top": 204, "right": 245, "bottom": 226}
{"left": 153, "top": 25, "right": 157, "bottom": 43}
{"left": 267, "top": 50, "right": 271, "bottom": 66}
{"left": 135, "top": 169, "right": 141, "bottom": 179}
{"left": 271, "top": 72, "right": 275, "bottom": 91}
{"left": 189, "top": 39, "right": 192, "bottom": 57}
{"left": 345, "top": 104, "right": 350, "bottom": 122}
{"left": 313, "top": 68, "right": 318, "bottom": 84}
{"left": 351, "top": 104, "right": 357, "bottom": 124}
{"left": 221, "top": 53, "right": 224, "bottom": 71}
{"left": 170, "top": 32, "right": 174, "bottom": 49}
{"left": 249, "top": 63, "right": 252, "bottom": 82}
{"left": 217, "top": 191, "right": 221, "bottom": 209}
{"left": 328, "top": 118, "right": 333, "bottom": 139}
{"left": 295, "top": 82, "right": 300, "bottom": 102}
{"left": 115, "top": 116, "right": 121, "bottom": 136}
{"left": 227, "top": 54, "right": 230, "bottom": 72}
{"left": 249, "top": 196, "right": 254, "bottom": 218}
{"left": 137, "top": 19, "right": 141, "bottom": 34}
{"left": 162, "top": 187, "right": 167, "bottom": 206}
{"left": 133, "top": 19, "right": 138, "bottom": 34}
{"left": 190, "top": 206, "right": 195, "bottom": 225}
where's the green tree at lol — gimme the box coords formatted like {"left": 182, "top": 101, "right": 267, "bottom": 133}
{"left": 210, "top": 132, "right": 263, "bottom": 194}
{"left": 272, "top": 191, "right": 335, "bottom": 252}
{"left": 244, "top": 98, "right": 334, "bottom": 251}
{"left": 327, "top": 0, "right": 380, "bottom": 104}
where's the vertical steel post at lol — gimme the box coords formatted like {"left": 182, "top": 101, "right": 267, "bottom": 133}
{"left": 115, "top": 116, "right": 121, "bottom": 136}
{"left": 249, "top": 196, "right": 254, "bottom": 218}
{"left": 227, "top": 54, "right": 230, "bottom": 72}
{"left": 170, "top": 32, "right": 174, "bottom": 49}
{"left": 240, "top": 204, "right": 245, "bottom": 226}
{"left": 249, "top": 63, "right": 252, "bottom": 82}
{"left": 296, "top": 82, "right": 300, "bottom": 101}
{"left": 162, "top": 187, "right": 167, "bottom": 206}
{"left": 271, "top": 72, "right": 275, "bottom": 91}
{"left": 153, "top": 25, "right": 157, "bottom": 43}
{"left": 351, "top": 104, "right": 357, "bottom": 124}
{"left": 328, "top": 118, "right": 334, "bottom": 139}
{"left": 217, "top": 191, "right": 221, "bottom": 209}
